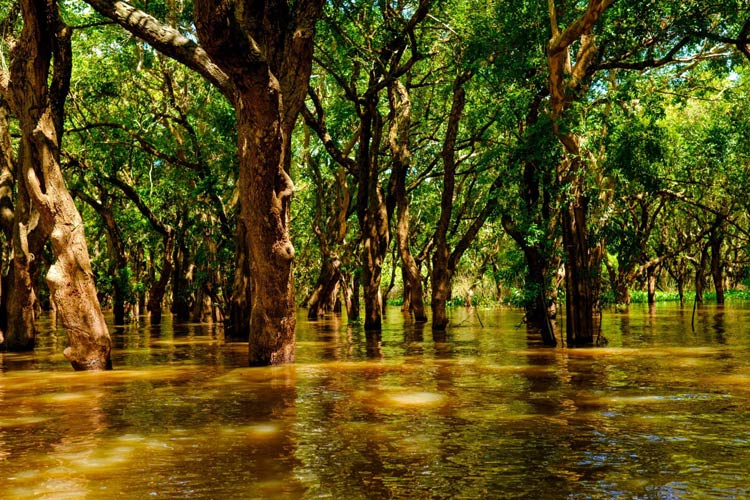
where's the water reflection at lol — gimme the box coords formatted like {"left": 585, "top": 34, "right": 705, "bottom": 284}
{"left": 1, "top": 305, "right": 750, "bottom": 498}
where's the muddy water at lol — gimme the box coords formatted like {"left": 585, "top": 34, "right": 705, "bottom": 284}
{"left": 1, "top": 304, "right": 750, "bottom": 498}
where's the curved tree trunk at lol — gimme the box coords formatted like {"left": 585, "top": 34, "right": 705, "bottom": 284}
{"left": 388, "top": 81, "right": 427, "bottom": 323}
{"left": 147, "top": 230, "right": 174, "bottom": 325}
{"left": 2, "top": 0, "right": 111, "bottom": 369}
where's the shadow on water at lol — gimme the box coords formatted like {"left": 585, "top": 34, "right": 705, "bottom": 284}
{"left": 2, "top": 304, "right": 750, "bottom": 498}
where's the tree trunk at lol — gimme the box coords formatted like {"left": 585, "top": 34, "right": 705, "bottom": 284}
{"left": 5, "top": 230, "right": 37, "bottom": 351}
{"left": 357, "top": 94, "right": 389, "bottom": 331}
{"left": 148, "top": 230, "right": 174, "bottom": 325}
{"left": 347, "top": 270, "right": 361, "bottom": 323}
{"left": 194, "top": 0, "right": 322, "bottom": 364}
{"left": 547, "top": 0, "right": 612, "bottom": 347}
{"left": 647, "top": 265, "right": 658, "bottom": 305}
{"left": 238, "top": 90, "right": 296, "bottom": 364}
{"left": 388, "top": 81, "right": 427, "bottom": 323}
{"left": 561, "top": 198, "right": 595, "bottom": 346}
{"left": 307, "top": 256, "right": 342, "bottom": 319}
{"left": 695, "top": 245, "right": 709, "bottom": 305}
{"left": 430, "top": 268, "right": 451, "bottom": 331}
{"left": 226, "top": 219, "right": 251, "bottom": 340}
{"left": 710, "top": 228, "right": 724, "bottom": 305}
{"left": 2, "top": 0, "right": 111, "bottom": 369}
{"left": 431, "top": 74, "right": 469, "bottom": 332}
{"left": 0, "top": 97, "right": 23, "bottom": 349}
{"left": 523, "top": 247, "right": 558, "bottom": 346}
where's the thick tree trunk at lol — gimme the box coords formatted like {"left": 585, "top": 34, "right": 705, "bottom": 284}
{"left": 237, "top": 89, "right": 296, "bottom": 364}
{"left": 561, "top": 199, "right": 595, "bottom": 346}
{"left": 430, "top": 268, "right": 451, "bottom": 331}
{"left": 614, "top": 269, "right": 632, "bottom": 307}
{"left": 547, "top": 0, "right": 612, "bottom": 347}
{"left": 194, "top": 0, "right": 322, "bottom": 364}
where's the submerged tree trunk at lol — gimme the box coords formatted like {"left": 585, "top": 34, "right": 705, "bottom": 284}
{"left": 357, "top": 94, "right": 389, "bottom": 331}
{"left": 646, "top": 264, "right": 659, "bottom": 305}
{"left": 431, "top": 73, "right": 469, "bottom": 331}
{"left": 523, "top": 247, "right": 558, "bottom": 346}
{"left": 561, "top": 197, "right": 596, "bottom": 345}
{"left": 1, "top": 0, "right": 111, "bottom": 369}
{"left": 0, "top": 97, "right": 22, "bottom": 349}
{"left": 194, "top": 0, "right": 322, "bottom": 364}
{"left": 695, "top": 244, "right": 710, "bottom": 305}
{"left": 85, "top": 0, "right": 321, "bottom": 364}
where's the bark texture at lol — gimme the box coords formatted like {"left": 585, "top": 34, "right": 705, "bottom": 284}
{"left": 1, "top": 0, "right": 112, "bottom": 369}
{"left": 194, "top": 0, "right": 322, "bottom": 364}
{"left": 388, "top": 81, "right": 427, "bottom": 323}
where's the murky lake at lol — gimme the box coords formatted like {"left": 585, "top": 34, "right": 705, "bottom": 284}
{"left": 2, "top": 304, "right": 750, "bottom": 499}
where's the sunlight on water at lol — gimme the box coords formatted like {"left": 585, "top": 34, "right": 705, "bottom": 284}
{"left": 1, "top": 305, "right": 750, "bottom": 498}
{"left": 385, "top": 391, "right": 446, "bottom": 407}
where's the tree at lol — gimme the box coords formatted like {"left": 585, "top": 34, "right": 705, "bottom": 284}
{"left": 0, "top": 0, "right": 112, "bottom": 369}
{"left": 85, "top": 0, "right": 323, "bottom": 364}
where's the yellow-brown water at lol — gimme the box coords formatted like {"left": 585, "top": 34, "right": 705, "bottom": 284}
{"left": 2, "top": 304, "right": 750, "bottom": 498}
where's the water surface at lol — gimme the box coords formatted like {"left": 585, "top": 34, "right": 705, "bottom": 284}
{"left": 1, "top": 304, "right": 750, "bottom": 498}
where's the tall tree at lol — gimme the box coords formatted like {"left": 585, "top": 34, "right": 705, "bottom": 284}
{"left": 85, "top": 0, "right": 323, "bottom": 364}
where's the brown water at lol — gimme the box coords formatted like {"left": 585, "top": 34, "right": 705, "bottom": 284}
{"left": 1, "top": 304, "right": 750, "bottom": 499}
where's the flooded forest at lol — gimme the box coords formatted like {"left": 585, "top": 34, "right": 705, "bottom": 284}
{"left": 1, "top": 0, "right": 750, "bottom": 498}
